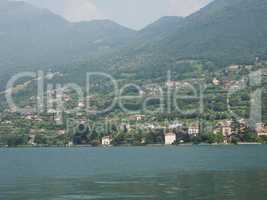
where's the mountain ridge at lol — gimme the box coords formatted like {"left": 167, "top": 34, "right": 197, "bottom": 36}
{"left": 1, "top": 0, "right": 267, "bottom": 86}
{"left": 103, "top": 0, "right": 267, "bottom": 78}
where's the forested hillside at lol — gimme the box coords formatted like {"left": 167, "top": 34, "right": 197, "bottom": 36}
{"left": 88, "top": 0, "right": 267, "bottom": 79}
{"left": 1, "top": 0, "right": 267, "bottom": 85}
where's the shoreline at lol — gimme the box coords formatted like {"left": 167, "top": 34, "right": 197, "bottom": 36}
{"left": 0, "top": 142, "right": 264, "bottom": 149}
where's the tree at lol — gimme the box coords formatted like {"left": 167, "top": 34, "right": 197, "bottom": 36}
{"left": 215, "top": 133, "right": 224, "bottom": 143}
{"left": 144, "top": 131, "right": 155, "bottom": 144}
{"left": 243, "top": 132, "right": 257, "bottom": 142}
{"left": 35, "top": 134, "right": 48, "bottom": 145}
{"left": 207, "top": 133, "right": 216, "bottom": 144}
{"left": 112, "top": 132, "right": 126, "bottom": 146}
{"left": 231, "top": 136, "right": 239, "bottom": 145}
{"left": 192, "top": 136, "right": 202, "bottom": 144}
{"left": 132, "top": 130, "right": 143, "bottom": 145}
{"left": 3, "top": 134, "right": 28, "bottom": 147}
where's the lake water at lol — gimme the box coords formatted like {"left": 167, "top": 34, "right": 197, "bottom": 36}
{"left": 1, "top": 145, "right": 267, "bottom": 200}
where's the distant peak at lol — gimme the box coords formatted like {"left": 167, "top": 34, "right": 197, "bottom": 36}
{"left": 72, "top": 19, "right": 135, "bottom": 32}
{"left": 140, "top": 16, "right": 183, "bottom": 33}
{"left": 74, "top": 19, "right": 123, "bottom": 26}
{"left": 158, "top": 16, "right": 184, "bottom": 21}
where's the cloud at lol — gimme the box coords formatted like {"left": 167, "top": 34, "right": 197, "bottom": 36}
{"left": 63, "top": 0, "right": 98, "bottom": 22}
{"left": 168, "top": 0, "right": 212, "bottom": 16}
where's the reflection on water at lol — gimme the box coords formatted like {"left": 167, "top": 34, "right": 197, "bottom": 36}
{"left": 1, "top": 171, "right": 267, "bottom": 200}
{"left": 0, "top": 146, "right": 267, "bottom": 200}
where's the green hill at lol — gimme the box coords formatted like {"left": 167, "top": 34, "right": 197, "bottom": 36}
{"left": 76, "top": 0, "right": 267, "bottom": 80}
{"left": 0, "top": 0, "right": 136, "bottom": 89}
{"left": 1, "top": 0, "right": 267, "bottom": 84}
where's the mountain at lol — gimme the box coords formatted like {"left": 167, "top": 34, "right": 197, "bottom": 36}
{"left": 0, "top": 0, "right": 136, "bottom": 87}
{"left": 0, "top": 1, "right": 135, "bottom": 66}
{"left": 2, "top": 0, "right": 267, "bottom": 86}
{"left": 81, "top": 0, "right": 267, "bottom": 80}
{"left": 139, "top": 16, "right": 183, "bottom": 39}
{"left": 159, "top": 0, "right": 267, "bottom": 65}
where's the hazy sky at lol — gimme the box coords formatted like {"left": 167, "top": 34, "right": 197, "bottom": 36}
{"left": 20, "top": 0, "right": 213, "bottom": 30}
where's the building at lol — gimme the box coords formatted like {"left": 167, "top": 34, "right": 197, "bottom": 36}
{"left": 256, "top": 122, "right": 264, "bottom": 130}
{"left": 256, "top": 128, "right": 267, "bottom": 136}
{"left": 221, "top": 121, "right": 232, "bottom": 137}
{"left": 169, "top": 122, "right": 183, "bottom": 130}
{"left": 78, "top": 102, "right": 85, "bottom": 108}
{"left": 212, "top": 78, "right": 220, "bottom": 86}
{"left": 28, "top": 134, "right": 36, "bottom": 146}
{"left": 63, "top": 94, "right": 71, "bottom": 102}
{"left": 228, "top": 65, "right": 240, "bottom": 71}
{"left": 102, "top": 136, "right": 112, "bottom": 146}
{"left": 136, "top": 115, "right": 145, "bottom": 121}
{"left": 222, "top": 125, "right": 232, "bottom": 137}
{"left": 239, "top": 119, "right": 248, "bottom": 134}
{"left": 223, "top": 80, "right": 239, "bottom": 90}
{"left": 213, "top": 121, "right": 233, "bottom": 144}
{"left": 57, "top": 129, "right": 66, "bottom": 136}
{"left": 255, "top": 123, "right": 267, "bottom": 136}
{"left": 244, "top": 65, "right": 253, "bottom": 70}
{"left": 166, "top": 81, "right": 178, "bottom": 88}
{"left": 164, "top": 132, "right": 176, "bottom": 145}
{"left": 67, "top": 141, "right": 73, "bottom": 147}
{"left": 188, "top": 124, "right": 199, "bottom": 136}
{"left": 145, "top": 123, "right": 157, "bottom": 130}
{"left": 129, "top": 115, "right": 145, "bottom": 121}
{"left": 144, "top": 84, "right": 162, "bottom": 96}
{"left": 214, "top": 121, "right": 232, "bottom": 137}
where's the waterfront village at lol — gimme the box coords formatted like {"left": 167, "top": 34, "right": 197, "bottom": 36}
{"left": 0, "top": 62, "right": 267, "bottom": 147}
{"left": 1, "top": 110, "right": 267, "bottom": 147}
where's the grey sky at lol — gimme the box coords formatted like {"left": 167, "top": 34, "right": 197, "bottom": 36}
{"left": 20, "top": 0, "right": 213, "bottom": 30}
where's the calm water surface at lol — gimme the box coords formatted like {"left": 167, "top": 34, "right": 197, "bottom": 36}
{"left": 0, "top": 145, "right": 267, "bottom": 200}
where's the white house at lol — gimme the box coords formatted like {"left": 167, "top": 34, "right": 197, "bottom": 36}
{"left": 102, "top": 136, "right": 112, "bottom": 146}
{"left": 212, "top": 78, "right": 220, "bottom": 86}
{"left": 169, "top": 122, "right": 183, "bottom": 129}
{"left": 166, "top": 81, "right": 178, "bottom": 88}
{"left": 188, "top": 124, "right": 199, "bottom": 136}
{"left": 256, "top": 123, "right": 267, "bottom": 136}
{"left": 57, "top": 129, "right": 66, "bottom": 136}
{"left": 256, "top": 128, "right": 267, "bottom": 136}
{"left": 129, "top": 115, "right": 145, "bottom": 121}
{"left": 228, "top": 65, "right": 239, "bottom": 71}
{"left": 136, "top": 115, "right": 145, "bottom": 121}
{"left": 78, "top": 102, "right": 85, "bottom": 108}
{"left": 164, "top": 132, "right": 176, "bottom": 145}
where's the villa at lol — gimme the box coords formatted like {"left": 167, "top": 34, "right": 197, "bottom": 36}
{"left": 188, "top": 124, "right": 199, "bottom": 136}
{"left": 164, "top": 132, "right": 176, "bottom": 145}
{"left": 102, "top": 136, "right": 113, "bottom": 146}
{"left": 213, "top": 121, "right": 233, "bottom": 143}
{"left": 215, "top": 121, "right": 232, "bottom": 137}
{"left": 255, "top": 123, "right": 267, "bottom": 136}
